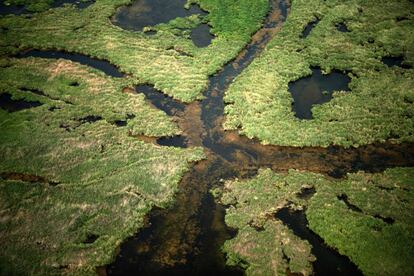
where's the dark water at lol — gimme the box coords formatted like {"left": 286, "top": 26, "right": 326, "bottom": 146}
{"left": 191, "top": 23, "right": 214, "bottom": 47}
{"left": 156, "top": 136, "right": 187, "bottom": 148}
{"left": 336, "top": 22, "right": 350, "bottom": 32}
{"left": 114, "top": 114, "right": 135, "bottom": 127}
{"left": 0, "top": 0, "right": 25, "bottom": 15}
{"left": 0, "top": 93, "right": 42, "bottom": 112}
{"left": 107, "top": 158, "right": 245, "bottom": 276}
{"left": 276, "top": 208, "right": 363, "bottom": 275}
{"left": 0, "top": 0, "right": 93, "bottom": 15}
{"left": 111, "top": 0, "right": 213, "bottom": 46}
{"left": 382, "top": 56, "right": 412, "bottom": 68}
{"left": 17, "top": 50, "right": 124, "bottom": 78}
{"left": 288, "top": 67, "right": 351, "bottom": 119}
{"left": 301, "top": 18, "right": 320, "bottom": 38}
{"left": 111, "top": 0, "right": 207, "bottom": 32}
{"left": 134, "top": 85, "right": 185, "bottom": 116}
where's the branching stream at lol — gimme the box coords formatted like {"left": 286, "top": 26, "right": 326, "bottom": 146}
{"left": 2, "top": 0, "right": 413, "bottom": 274}
{"left": 105, "top": 0, "right": 414, "bottom": 275}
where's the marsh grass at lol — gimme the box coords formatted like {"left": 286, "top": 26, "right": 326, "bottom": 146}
{"left": 0, "top": 0, "right": 270, "bottom": 102}
{"left": 224, "top": 0, "right": 414, "bottom": 147}
{"left": 218, "top": 167, "right": 414, "bottom": 275}
{"left": 0, "top": 58, "right": 205, "bottom": 274}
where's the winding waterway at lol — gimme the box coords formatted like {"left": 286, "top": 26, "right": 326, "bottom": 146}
{"left": 105, "top": 0, "right": 414, "bottom": 274}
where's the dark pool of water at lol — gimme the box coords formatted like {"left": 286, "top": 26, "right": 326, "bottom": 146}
{"left": 17, "top": 50, "right": 124, "bottom": 78}
{"left": 336, "top": 22, "right": 350, "bottom": 32}
{"left": 111, "top": 0, "right": 207, "bottom": 32}
{"left": 382, "top": 56, "right": 412, "bottom": 69}
{"left": 156, "top": 135, "right": 187, "bottom": 148}
{"left": 191, "top": 24, "right": 214, "bottom": 47}
{"left": 288, "top": 67, "right": 351, "bottom": 119}
{"left": 114, "top": 114, "right": 135, "bottom": 127}
{"left": 135, "top": 85, "right": 185, "bottom": 116}
{"left": 0, "top": 0, "right": 25, "bottom": 15}
{"left": 276, "top": 208, "right": 363, "bottom": 275}
{"left": 301, "top": 18, "right": 320, "bottom": 38}
{"left": 0, "top": 0, "right": 93, "bottom": 15}
{"left": 0, "top": 93, "right": 43, "bottom": 112}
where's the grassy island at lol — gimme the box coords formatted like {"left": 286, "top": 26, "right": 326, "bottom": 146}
{"left": 224, "top": 0, "right": 414, "bottom": 147}
{"left": 217, "top": 167, "right": 414, "bottom": 275}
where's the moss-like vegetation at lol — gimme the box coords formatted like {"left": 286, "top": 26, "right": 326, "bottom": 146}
{"left": 0, "top": 58, "right": 205, "bottom": 274}
{"left": 224, "top": 0, "right": 414, "bottom": 147}
{"left": 217, "top": 168, "right": 414, "bottom": 275}
{"left": 0, "top": 0, "right": 270, "bottom": 102}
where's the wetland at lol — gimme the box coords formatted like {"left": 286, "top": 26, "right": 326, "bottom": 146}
{"left": 0, "top": 0, "right": 413, "bottom": 275}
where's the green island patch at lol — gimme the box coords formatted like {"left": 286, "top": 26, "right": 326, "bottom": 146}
{"left": 215, "top": 167, "right": 414, "bottom": 275}
{"left": 224, "top": 0, "right": 414, "bottom": 147}
{"left": 0, "top": 0, "right": 270, "bottom": 102}
{"left": 0, "top": 58, "right": 204, "bottom": 274}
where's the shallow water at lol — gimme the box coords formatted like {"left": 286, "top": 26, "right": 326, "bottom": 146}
{"left": 301, "top": 18, "right": 320, "bottom": 38}
{"left": 111, "top": 0, "right": 213, "bottom": 46}
{"left": 0, "top": 0, "right": 93, "bottom": 15}
{"left": 288, "top": 67, "right": 351, "bottom": 119}
{"left": 112, "top": 0, "right": 207, "bottom": 32}
{"left": 336, "top": 22, "right": 350, "bottom": 32}
{"left": 17, "top": 50, "right": 124, "bottom": 77}
{"left": 7, "top": 0, "right": 413, "bottom": 273}
{"left": 134, "top": 85, "right": 185, "bottom": 116}
{"left": 156, "top": 135, "right": 187, "bottom": 148}
{"left": 382, "top": 56, "right": 412, "bottom": 68}
{"left": 105, "top": 0, "right": 414, "bottom": 274}
{"left": 191, "top": 23, "right": 214, "bottom": 47}
{"left": 0, "top": 93, "right": 42, "bottom": 112}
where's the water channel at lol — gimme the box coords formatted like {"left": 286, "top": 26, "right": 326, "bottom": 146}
{"left": 4, "top": 0, "right": 414, "bottom": 274}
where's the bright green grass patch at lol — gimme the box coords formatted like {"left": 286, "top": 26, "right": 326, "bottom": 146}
{"left": 0, "top": 58, "right": 205, "bottom": 274}
{"left": 0, "top": 0, "right": 269, "bottom": 102}
{"left": 224, "top": 0, "right": 414, "bottom": 147}
{"left": 217, "top": 168, "right": 414, "bottom": 275}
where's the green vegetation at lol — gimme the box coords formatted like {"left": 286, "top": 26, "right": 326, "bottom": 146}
{"left": 0, "top": 0, "right": 270, "bottom": 102}
{"left": 217, "top": 168, "right": 414, "bottom": 275}
{"left": 216, "top": 169, "right": 323, "bottom": 275}
{"left": 224, "top": 0, "right": 414, "bottom": 147}
{"left": 0, "top": 58, "right": 205, "bottom": 274}
{"left": 307, "top": 167, "right": 414, "bottom": 275}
